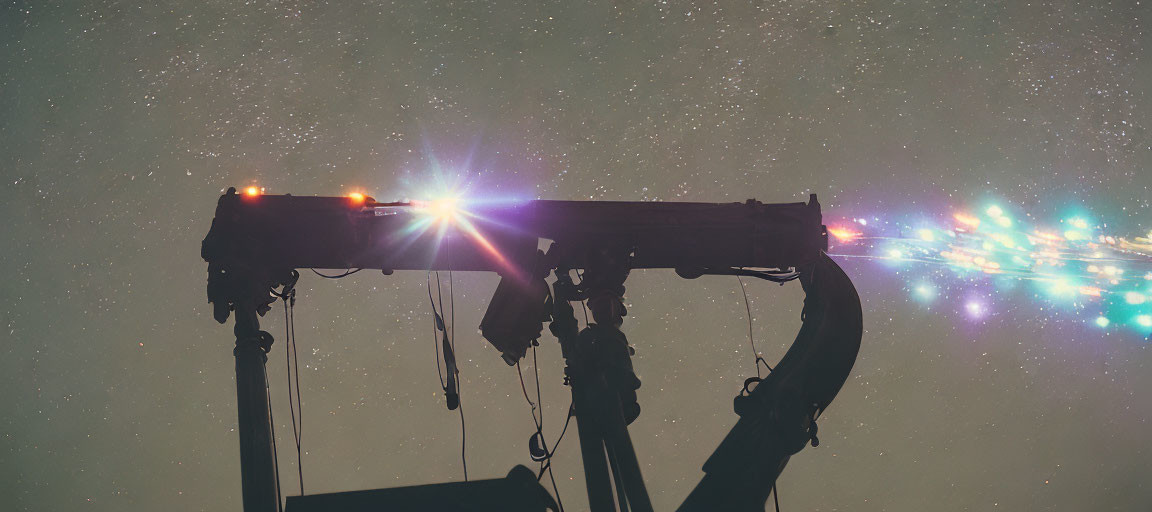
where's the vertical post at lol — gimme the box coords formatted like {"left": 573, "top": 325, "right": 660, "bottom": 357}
{"left": 234, "top": 302, "right": 279, "bottom": 512}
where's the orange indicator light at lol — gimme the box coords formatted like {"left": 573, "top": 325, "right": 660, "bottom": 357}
{"left": 827, "top": 226, "right": 861, "bottom": 242}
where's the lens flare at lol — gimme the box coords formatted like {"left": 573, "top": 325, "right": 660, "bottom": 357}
{"left": 433, "top": 197, "right": 458, "bottom": 220}
{"left": 413, "top": 197, "right": 462, "bottom": 222}
{"left": 396, "top": 194, "right": 522, "bottom": 278}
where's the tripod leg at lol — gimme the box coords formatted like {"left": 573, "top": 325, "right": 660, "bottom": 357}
{"left": 604, "top": 440, "right": 630, "bottom": 512}
{"left": 574, "top": 392, "right": 617, "bottom": 512}
{"left": 600, "top": 397, "right": 654, "bottom": 512}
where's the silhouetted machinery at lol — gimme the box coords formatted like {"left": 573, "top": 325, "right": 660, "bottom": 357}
{"left": 201, "top": 187, "right": 863, "bottom": 512}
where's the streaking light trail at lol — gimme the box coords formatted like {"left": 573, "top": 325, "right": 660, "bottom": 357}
{"left": 827, "top": 203, "right": 1152, "bottom": 337}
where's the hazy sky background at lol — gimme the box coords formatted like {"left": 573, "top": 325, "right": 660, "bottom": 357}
{"left": 2, "top": 1, "right": 1150, "bottom": 510}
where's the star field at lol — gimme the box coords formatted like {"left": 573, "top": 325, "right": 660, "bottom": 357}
{"left": 1, "top": 1, "right": 1150, "bottom": 511}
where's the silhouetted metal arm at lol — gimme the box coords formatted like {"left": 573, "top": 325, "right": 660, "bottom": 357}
{"left": 678, "top": 253, "right": 863, "bottom": 511}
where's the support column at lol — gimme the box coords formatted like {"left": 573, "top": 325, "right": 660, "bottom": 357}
{"left": 551, "top": 246, "right": 653, "bottom": 512}
{"left": 234, "top": 303, "right": 279, "bottom": 512}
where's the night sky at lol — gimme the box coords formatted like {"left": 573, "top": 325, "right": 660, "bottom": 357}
{"left": 3, "top": 1, "right": 1151, "bottom": 510}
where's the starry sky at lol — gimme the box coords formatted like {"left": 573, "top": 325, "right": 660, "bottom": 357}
{"left": 2, "top": 1, "right": 1151, "bottom": 510}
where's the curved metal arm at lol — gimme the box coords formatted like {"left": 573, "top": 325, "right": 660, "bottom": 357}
{"left": 678, "top": 253, "right": 863, "bottom": 511}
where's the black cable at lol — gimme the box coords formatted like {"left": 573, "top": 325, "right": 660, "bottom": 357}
{"left": 449, "top": 271, "right": 455, "bottom": 350}
{"left": 309, "top": 268, "right": 362, "bottom": 279}
{"left": 515, "top": 347, "right": 567, "bottom": 511}
{"left": 537, "top": 403, "right": 574, "bottom": 481}
{"left": 545, "top": 459, "right": 565, "bottom": 512}
{"left": 435, "top": 268, "right": 468, "bottom": 482}
{"left": 516, "top": 362, "right": 539, "bottom": 427}
{"left": 280, "top": 294, "right": 305, "bottom": 496}
{"left": 536, "top": 422, "right": 573, "bottom": 512}
{"left": 427, "top": 255, "right": 468, "bottom": 482}
{"left": 449, "top": 270, "right": 468, "bottom": 481}
{"left": 263, "top": 358, "right": 284, "bottom": 512}
{"left": 772, "top": 483, "right": 781, "bottom": 512}
{"left": 532, "top": 346, "right": 564, "bottom": 510}
{"left": 532, "top": 346, "right": 544, "bottom": 433}
{"left": 425, "top": 272, "right": 447, "bottom": 389}
{"left": 457, "top": 395, "right": 469, "bottom": 481}
{"left": 288, "top": 294, "right": 304, "bottom": 494}
{"left": 717, "top": 267, "right": 800, "bottom": 283}
{"left": 518, "top": 358, "right": 563, "bottom": 509}
{"left": 552, "top": 404, "right": 574, "bottom": 455}
{"left": 736, "top": 276, "right": 773, "bottom": 377}
{"left": 736, "top": 276, "right": 761, "bottom": 379}
{"left": 435, "top": 273, "right": 447, "bottom": 345}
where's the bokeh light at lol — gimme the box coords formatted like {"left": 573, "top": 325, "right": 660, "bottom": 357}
{"left": 828, "top": 200, "right": 1152, "bottom": 337}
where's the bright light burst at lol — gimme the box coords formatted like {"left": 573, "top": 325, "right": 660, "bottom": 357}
{"left": 404, "top": 193, "right": 520, "bottom": 277}
{"left": 358, "top": 161, "right": 527, "bottom": 278}
{"left": 828, "top": 202, "right": 1152, "bottom": 337}
{"left": 413, "top": 197, "right": 462, "bottom": 223}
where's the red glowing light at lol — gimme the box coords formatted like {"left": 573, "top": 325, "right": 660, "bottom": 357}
{"left": 827, "top": 226, "right": 861, "bottom": 242}
{"left": 244, "top": 186, "right": 261, "bottom": 197}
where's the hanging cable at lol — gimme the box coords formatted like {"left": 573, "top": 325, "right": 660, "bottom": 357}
{"left": 536, "top": 403, "right": 574, "bottom": 481}
{"left": 532, "top": 346, "right": 544, "bottom": 433}
{"left": 263, "top": 354, "right": 284, "bottom": 512}
{"left": 430, "top": 271, "right": 459, "bottom": 410}
{"left": 448, "top": 269, "right": 469, "bottom": 481}
{"left": 426, "top": 268, "right": 467, "bottom": 481}
{"left": 309, "top": 268, "right": 362, "bottom": 279}
{"left": 276, "top": 289, "right": 304, "bottom": 496}
{"left": 734, "top": 267, "right": 801, "bottom": 283}
{"left": 516, "top": 347, "right": 567, "bottom": 512}
{"left": 543, "top": 456, "right": 564, "bottom": 512}
{"left": 516, "top": 361, "right": 539, "bottom": 425}
{"left": 288, "top": 293, "right": 304, "bottom": 494}
{"left": 533, "top": 346, "right": 565, "bottom": 512}
{"left": 737, "top": 276, "right": 772, "bottom": 378}
{"left": 426, "top": 272, "right": 447, "bottom": 390}
{"left": 457, "top": 394, "right": 469, "bottom": 481}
